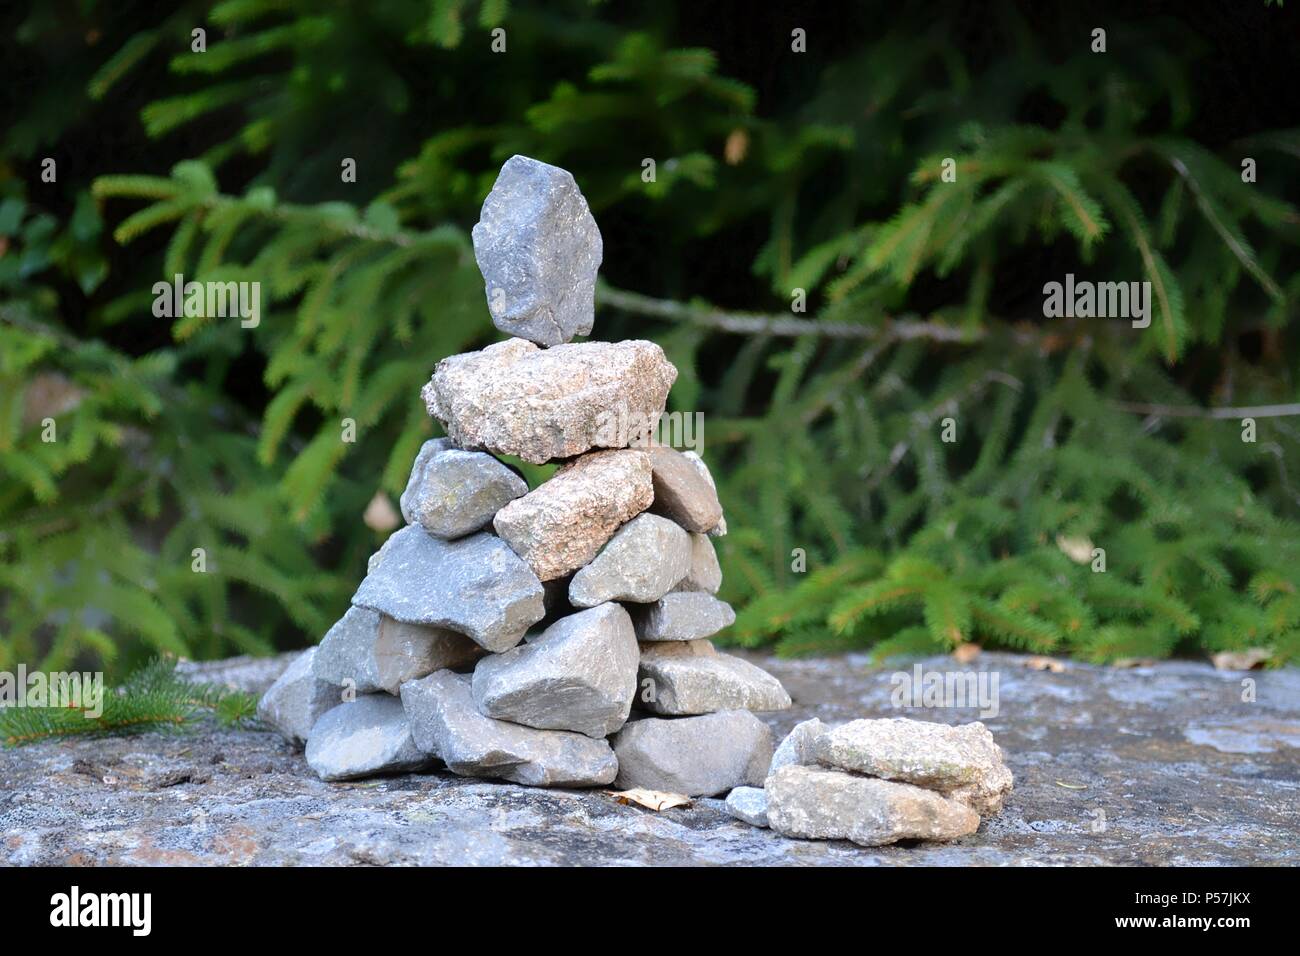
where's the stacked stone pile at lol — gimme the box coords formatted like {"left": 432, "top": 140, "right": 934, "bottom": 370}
{"left": 724, "top": 716, "right": 1014, "bottom": 846}
{"left": 257, "top": 155, "right": 1014, "bottom": 847}
{"left": 259, "top": 155, "right": 791, "bottom": 797}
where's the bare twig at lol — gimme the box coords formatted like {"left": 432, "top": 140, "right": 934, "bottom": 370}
{"left": 1110, "top": 400, "right": 1300, "bottom": 420}
{"left": 596, "top": 284, "right": 983, "bottom": 344}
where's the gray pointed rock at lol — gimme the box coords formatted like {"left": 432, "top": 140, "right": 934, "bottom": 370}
{"left": 472, "top": 155, "right": 602, "bottom": 347}
{"left": 304, "top": 695, "right": 433, "bottom": 782}
{"left": 493, "top": 449, "right": 653, "bottom": 580}
{"left": 399, "top": 438, "right": 527, "bottom": 539}
{"left": 725, "top": 786, "right": 769, "bottom": 828}
{"left": 673, "top": 533, "right": 722, "bottom": 594}
{"left": 400, "top": 671, "right": 618, "bottom": 787}
{"left": 422, "top": 338, "right": 676, "bottom": 464}
{"left": 611, "top": 710, "right": 773, "bottom": 796}
{"left": 568, "top": 514, "right": 691, "bottom": 607}
{"left": 769, "top": 717, "right": 827, "bottom": 774}
{"left": 681, "top": 451, "right": 726, "bottom": 536}
{"left": 813, "top": 718, "right": 1013, "bottom": 815}
{"left": 638, "top": 640, "right": 791, "bottom": 715}
{"left": 472, "top": 603, "right": 639, "bottom": 738}
{"left": 633, "top": 591, "right": 736, "bottom": 642}
{"left": 257, "top": 648, "right": 339, "bottom": 747}
{"left": 314, "top": 606, "right": 487, "bottom": 694}
{"left": 766, "top": 765, "right": 981, "bottom": 846}
{"left": 351, "top": 526, "right": 545, "bottom": 652}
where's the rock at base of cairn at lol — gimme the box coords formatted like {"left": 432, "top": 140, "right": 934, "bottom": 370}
{"left": 769, "top": 717, "right": 826, "bottom": 774}
{"left": 814, "top": 718, "right": 1013, "bottom": 815}
{"left": 401, "top": 670, "right": 618, "bottom": 788}
{"left": 257, "top": 648, "right": 339, "bottom": 747}
{"left": 611, "top": 710, "right": 773, "bottom": 797}
{"left": 724, "top": 786, "right": 769, "bottom": 828}
{"left": 304, "top": 695, "right": 433, "bottom": 782}
{"left": 766, "top": 765, "right": 981, "bottom": 847}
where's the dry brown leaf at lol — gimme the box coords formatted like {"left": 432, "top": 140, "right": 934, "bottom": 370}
{"left": 363, "top": 491, "right": 401, "bottom": 532}
{"left": 952, "top": 642, "right": 982, "bottom": 663}
{"left": 605, "top": 788, "right": 692, "bottom": 812}
{"left": 724, "top": 129, "right": 749, "bottom": 165}
{"left": 1055, "top": 534, "right": 1094, "bottom": 564}
{"left": 1112, "top": 657, "right": 1156, "bottom": 669}
{"left": 1210, "top": 648, "right": 1271, "bottom": 672}
{"left": 1024, "top": 655, "right": 1066, "bottom": 673}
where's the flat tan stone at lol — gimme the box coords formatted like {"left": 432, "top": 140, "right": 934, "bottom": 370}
{"left": 422, "top": 338, "right": 676, "bottom": 464}
{"left": 493, "top": 450, "right": 653, "bottom": 581}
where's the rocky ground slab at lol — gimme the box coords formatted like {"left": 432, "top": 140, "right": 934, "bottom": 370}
{"left": 3, "top": 651, "right": 1297, "bottom": 865}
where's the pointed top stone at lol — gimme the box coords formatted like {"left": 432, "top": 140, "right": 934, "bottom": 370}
{"left": 472, "top": 155, "right": 602, "bottom": 347}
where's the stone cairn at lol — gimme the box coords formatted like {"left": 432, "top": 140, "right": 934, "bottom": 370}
{"left": 258, "top": 155, "right": 1013, "bottom": 847}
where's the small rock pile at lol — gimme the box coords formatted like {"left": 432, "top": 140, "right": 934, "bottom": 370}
{"left": 725, "top": 716, "right": 1014, "bottom": 846}
{"left": 259, "top": 155, "right": 791, "bottom": 798}
{"left": 257, "top": 155, "right": 1014, "bottom": 847}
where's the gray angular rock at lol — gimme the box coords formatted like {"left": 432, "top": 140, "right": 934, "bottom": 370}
{"left": 638, "top": 641, "right": 791, "bottom": 715}
{"left": 766, "top": 765, "right": 981, "bottom": 847}
{"left": 493, "top": 449, "right": 653, "bottom": 581}
{"left": 769, "top": 717, "right": 827, "bottom": 774}
{"left": 633, "top": 591, "right": 736, "bottom": 642}
{"left": 682, "top": 451, "right": 726, "bottom": 536}
{"left": 646, "top": 446, "right": 724, "bottom": 533}
{"left": 422, "top": 338, "right": 676, "bottom": 464}
{"left": 724, "top": 786, "right": 769, "bottom": 828}
{"left": 672, "top": 533, "right": 722, "bottom": 594}
{"left": 401, "top": 670, "right": 618, "bottom": 787}
{"left": 314, "top": 606, "right": 487, "bottom": 694}
{"left": 399, "top": 438, "right": 527, "bottom": 539}
{"left": 304, "top": 695, "right": 433, "bottom": 782}
{"left": 472, "top": 155, "right": 602, "bottom": 347}
{"left": 351, "top": 526, "right": 545, "bottom": 652}
{"left": 472, "top": 603, "right": 639, "bottom": 738}
{"left": 256, "top": 648, "right": 339, "bottom": 747}
{"left": 611, "top": 710, "right": 773, "bottom": 796}
{"left": 813, "top": 718, "right": 1013, "bottom": 815}
{"left": 568, "top": 514, "right": 691, "bottom": 607}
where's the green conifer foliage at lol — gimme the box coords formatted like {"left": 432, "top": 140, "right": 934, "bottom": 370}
{"left": 2, "top": 2, "right": 1297, "bottom": 674}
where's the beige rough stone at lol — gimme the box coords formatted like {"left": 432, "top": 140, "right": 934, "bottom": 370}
{"left": 493, "top": 449, "right": 653, "bottom": 581}
{"left": 647, "top": 446, "right": 724, "bottom": 533}
{"left": 421, "top": 338, "right": 676, "bottom": 464}
{"left": 766, "top": 765, "right": 981, "bottom": 846}
{"left": 813, "top": 718, "right": 1013, "bottom": 815}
